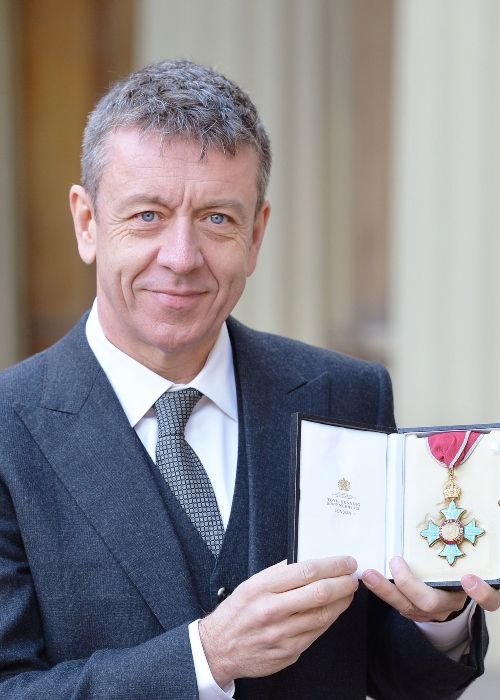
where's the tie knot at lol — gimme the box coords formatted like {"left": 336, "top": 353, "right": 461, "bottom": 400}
{"left": 154, "top": 388, "right": 202, "bottom": 435}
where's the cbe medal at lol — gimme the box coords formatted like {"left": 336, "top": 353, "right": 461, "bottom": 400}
{"left": 420, "top": 431, "right": 485, "bottom": 565}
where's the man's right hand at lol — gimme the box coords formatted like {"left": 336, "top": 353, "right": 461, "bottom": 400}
{"left": 198, "top": 556, "right": 358, "bottom": 687}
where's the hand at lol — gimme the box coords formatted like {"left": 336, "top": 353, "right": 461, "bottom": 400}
{"left": 199, "top": 556, "right": 358, "bottom": 687}
{"left": 362, "top": 556, "right": 467, "bottom": 622}
{"left": 462, "top": 574, "right": 500, "bottom": 611}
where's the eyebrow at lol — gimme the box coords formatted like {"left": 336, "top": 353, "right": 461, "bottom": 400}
{"left": 202, "top": 199, "right": 247, "bottom": 218}
{"left": 118, "top": 194, "right": 171, "bottom": 209}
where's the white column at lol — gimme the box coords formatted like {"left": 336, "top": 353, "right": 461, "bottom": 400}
{"left": 0, "top": 0, "right": 22, "bottom": 368}
{"left": 390, "top": 0, "right": 500, "bottom": 687}
{"left": 390, "top": 0, "right": 500, "bottom": 426}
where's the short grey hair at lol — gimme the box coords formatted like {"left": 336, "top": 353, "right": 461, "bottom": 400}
{"left": 81, "top": 58, "right": 272, "bottom": 210}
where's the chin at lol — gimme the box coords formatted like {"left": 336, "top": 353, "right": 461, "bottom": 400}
{"left": 145, "top": 325, "right": 206, "bottom": 352}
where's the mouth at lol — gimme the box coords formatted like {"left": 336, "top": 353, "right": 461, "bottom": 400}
{"left": 147, "top": 288, "right": 206, "bottom": 309}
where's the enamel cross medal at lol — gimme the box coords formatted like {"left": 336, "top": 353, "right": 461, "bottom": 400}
{"left": 420, "top": 431, "right": 485, "bottom": 565}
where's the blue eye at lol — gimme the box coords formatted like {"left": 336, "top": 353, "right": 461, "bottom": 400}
{"left": 209, "top": 213, "right": 226, "bottom": 225}
{"left": 139, "top": 211, "right": 156, "bottom": 222}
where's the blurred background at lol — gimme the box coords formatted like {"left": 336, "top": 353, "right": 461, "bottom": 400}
{"left": 0, "top": 0, "right": 499, "bottom": 694}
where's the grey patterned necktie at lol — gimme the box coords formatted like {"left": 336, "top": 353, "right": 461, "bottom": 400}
{"left": 154, "top": 388, "right": 225, "bottom": 557}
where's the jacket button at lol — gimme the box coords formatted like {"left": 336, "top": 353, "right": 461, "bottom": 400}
{"left": 217, "top": 586, "right": 229, "bottom": 603}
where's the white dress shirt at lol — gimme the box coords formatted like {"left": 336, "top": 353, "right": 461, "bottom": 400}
{"left": 85, "top": 302, "right": 473, "bottom": 696}
{"left": 86, "top": 303, "right": 236, "bottom": 698}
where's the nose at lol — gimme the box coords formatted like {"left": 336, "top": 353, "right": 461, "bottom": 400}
{"left": 156, "top": 216, "right": 204, "bottom": 273}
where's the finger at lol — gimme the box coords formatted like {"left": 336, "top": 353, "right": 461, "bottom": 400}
{"left": 278, "top": 573, "right": 358, "bottom": 617}
{"left": 362, "top": 563, "right": 465, "bottom": 621}
{"left": 362, "top": 568, "right": 416, "bottom": 616}
{"left": 388, "top": 557, "right": 467, "bottom": 617}
{"left": 462, "top": 575, "right": 500, "bottom": 612}
{"left": 251, "top": 556, "right": 358, "bottom": 595}
{"left": 288, "top": 592, "right": 357, "bottom": 635}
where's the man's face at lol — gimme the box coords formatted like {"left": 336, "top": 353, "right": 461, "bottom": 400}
{"left": 70, "top": 129, "right": 269, "bottom": 380}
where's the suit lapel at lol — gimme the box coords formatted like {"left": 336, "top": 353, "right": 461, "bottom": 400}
{"left": 228, "top": 318, "right": 330, "bottom": 577}
{"left": 19, "top": 315, "right": 332, "bottom": 633}
{"left": 15, "top": 320, "right": 200, "bottom": 630}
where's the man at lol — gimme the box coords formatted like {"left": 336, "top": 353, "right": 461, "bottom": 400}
{"left": 0, "top": 59, "right": 496, "bottom": 699}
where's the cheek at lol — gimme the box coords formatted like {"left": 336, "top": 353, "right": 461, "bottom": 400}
{"left": 205, "top": 238, "right": 253, "bottom": 286}
{"left": 214, "top": 265, "right": 249, "bottom": 314}
{"left": 211, "top": 256, "right": 247, "bottom": 291}
{"left": 95, "top": 236, "right": 153, "bottom": 284}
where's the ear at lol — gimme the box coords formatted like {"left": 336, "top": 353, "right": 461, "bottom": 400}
{"left": 69, "top": 184, "right": 97, "bottom": 265}
{"left": 246, "top": 200, "right": 271, "bottom": 276}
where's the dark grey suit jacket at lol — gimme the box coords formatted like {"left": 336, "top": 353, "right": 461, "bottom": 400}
{"left": 0, "top": 315, "right": 487, "bottom": 698}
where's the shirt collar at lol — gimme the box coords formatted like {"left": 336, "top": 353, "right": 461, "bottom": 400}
{"left": 85, "top": 301, "right": 237, "bottom": 428}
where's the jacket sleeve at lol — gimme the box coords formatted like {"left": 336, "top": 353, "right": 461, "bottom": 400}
{"left": 367, "top": 593, "right": 488, "bottom": 700}
{"left": 0, "top": 477, "right": 199, "bottom": 700}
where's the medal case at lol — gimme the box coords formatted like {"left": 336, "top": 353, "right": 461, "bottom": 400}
{"left": 288, "top": 414, "right": 500, "bottom": 589}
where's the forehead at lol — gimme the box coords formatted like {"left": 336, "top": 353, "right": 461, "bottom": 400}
{"left": 100, "top": 128, "right": 259, "bottom": 190}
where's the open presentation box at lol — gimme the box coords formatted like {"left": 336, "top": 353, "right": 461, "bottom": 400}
{"left": 288, "top": 415, "right": 500, "bottom": 588}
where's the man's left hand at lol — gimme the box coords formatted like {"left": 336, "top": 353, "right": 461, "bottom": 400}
{"left": 362, "top": 556, "right": 467, "bottom": 622}
{"left": 462, "top": 574, "right": 500, "bottom": 612}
